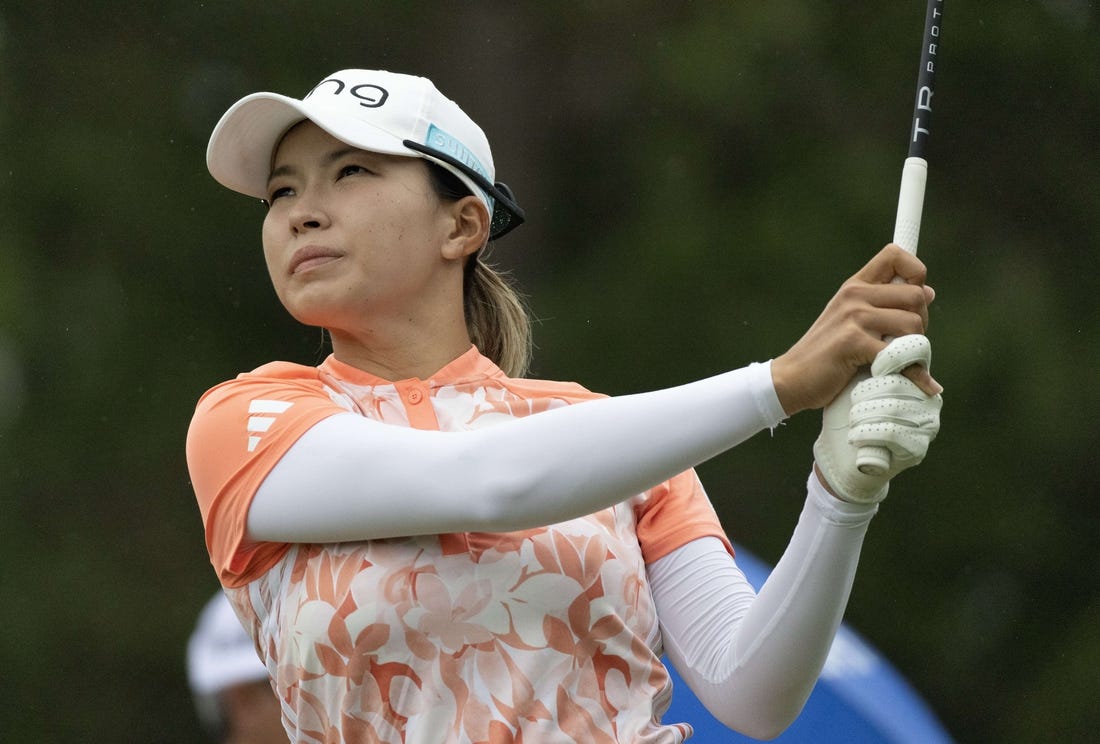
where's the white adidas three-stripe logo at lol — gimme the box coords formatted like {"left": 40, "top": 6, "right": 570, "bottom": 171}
{"left": 247, "top": 399, "right": 294, "bottom": 452}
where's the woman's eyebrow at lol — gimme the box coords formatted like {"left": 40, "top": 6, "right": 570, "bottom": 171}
{"left": 267, "top": 147, "right": 364, "bottom": 187}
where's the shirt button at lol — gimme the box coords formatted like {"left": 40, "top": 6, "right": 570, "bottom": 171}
{"left": 407, "top": 389, "right": 424, "bottom": 404}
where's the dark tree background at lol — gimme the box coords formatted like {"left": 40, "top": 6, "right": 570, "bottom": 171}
{"left": 1, "top": 2, "right": 1097, "bottom": 741}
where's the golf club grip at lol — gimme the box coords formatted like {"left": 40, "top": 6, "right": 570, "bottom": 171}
{"left": 855, "top": 157, "right": 928, "bottom": 476}
{"left": 891, "top": 157, "right": 928, "bottom": 255}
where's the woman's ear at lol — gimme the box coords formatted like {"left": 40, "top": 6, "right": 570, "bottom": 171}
{"left": 441, "top": 196, "right": 490, "bottom": 260}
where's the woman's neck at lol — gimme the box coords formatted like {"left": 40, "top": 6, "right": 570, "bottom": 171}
{"left": 328, "top": 324, "right": 473, "bottom": 381}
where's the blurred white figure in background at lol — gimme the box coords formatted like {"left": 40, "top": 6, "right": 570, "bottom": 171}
{"left": 187, "top": 591, "right": 288, "bottom": 744}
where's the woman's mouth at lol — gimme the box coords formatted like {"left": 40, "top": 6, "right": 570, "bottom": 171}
{"left": 290, "top": 245, "right": 342, "bottom": 274}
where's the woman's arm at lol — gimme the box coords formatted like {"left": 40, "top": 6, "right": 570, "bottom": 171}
{"left": 248, "top": 244, "right": 937, "bottom": 544}
{"left": 648, "top": 473, "right": 876, "bottom": 740}
{"left": 247, "top": 362, "right": 786, "bottom": 542}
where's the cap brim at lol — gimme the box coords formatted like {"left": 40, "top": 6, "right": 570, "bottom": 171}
{"left": 206, "top": 92, "right": 410, "bottom": 200}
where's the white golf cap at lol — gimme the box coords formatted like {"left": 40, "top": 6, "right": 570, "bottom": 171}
{"left": 186, "top": 591, "right": 268, "bottom": 696}
{"left": 207, "top": 68, "right": 524, "bottom": 239}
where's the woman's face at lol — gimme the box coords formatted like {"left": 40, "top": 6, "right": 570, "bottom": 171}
{"left": 261, "top": 121, "right": 458, "bottom": 336}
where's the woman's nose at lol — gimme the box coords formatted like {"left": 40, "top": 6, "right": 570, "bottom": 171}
{"left": 288, "top": 193, "right": 330, "bottom": 234}
{"left": 292, "top": 216, "right": 322, "bottom": 234}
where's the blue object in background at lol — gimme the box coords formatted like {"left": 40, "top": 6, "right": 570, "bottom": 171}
{"left": 661, "top": 545, "right": 955, "bottom": 742}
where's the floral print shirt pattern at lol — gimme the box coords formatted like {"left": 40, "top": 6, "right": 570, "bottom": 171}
{"left": 188, "top": 348, "right": 732, "bottom": 742}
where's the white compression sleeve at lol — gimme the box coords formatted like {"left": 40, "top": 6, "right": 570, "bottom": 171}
{"left": 648, "top": 473, "right": 877, "bottom": 739}
{"left": 247, "top": 362, "right": 787, "bottom": 543}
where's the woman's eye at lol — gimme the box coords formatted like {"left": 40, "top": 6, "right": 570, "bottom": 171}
{"left": 338, "top": 164, "right": 370, "bottom": 178}
{"left": 268, "top": 186, "right": 294, "bottom": 203}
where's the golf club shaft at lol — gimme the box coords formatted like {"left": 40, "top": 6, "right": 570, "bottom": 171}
{"left": 856, "top": 0, "right": 944, "bottom": 476}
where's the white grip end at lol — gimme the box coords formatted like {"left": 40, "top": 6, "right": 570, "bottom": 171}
{"left": 856, "top": 447, "right": 891, "bottom": 477}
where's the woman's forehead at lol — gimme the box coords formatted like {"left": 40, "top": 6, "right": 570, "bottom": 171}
{"left": 272, "top": 122, "right": 405, "bottom": 169}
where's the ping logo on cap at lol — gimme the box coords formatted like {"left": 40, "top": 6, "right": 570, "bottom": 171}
{"left": 305, "top": 77, "right": 389, "bottom": 108}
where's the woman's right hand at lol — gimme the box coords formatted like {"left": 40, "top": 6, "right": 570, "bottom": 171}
{"left": 770, "top": 244, "right": 940, "bottom": 416}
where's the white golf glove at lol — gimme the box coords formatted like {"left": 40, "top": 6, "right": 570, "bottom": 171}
{"left": 813, "top": 335, "right": 943, "bottom": 504}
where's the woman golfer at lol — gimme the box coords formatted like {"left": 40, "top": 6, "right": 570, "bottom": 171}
{"left": 187, "top": 68, "right": 942, "bottom": 743}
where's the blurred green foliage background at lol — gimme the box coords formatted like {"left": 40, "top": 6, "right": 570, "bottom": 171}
{"left": 1, "top": 1, "right": 1097, "bottom": 741}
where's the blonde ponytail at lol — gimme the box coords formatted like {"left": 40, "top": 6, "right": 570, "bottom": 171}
{"left": 423, "top": 159, "right": 533, "bottom": 377}
{"left": 464, "top": 254, "right": 532, "bottom": 378}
